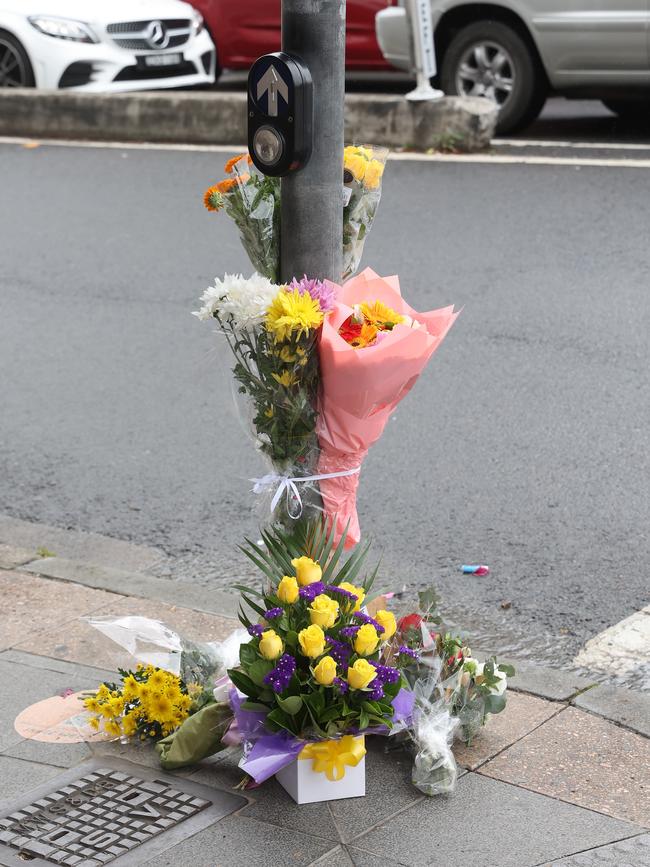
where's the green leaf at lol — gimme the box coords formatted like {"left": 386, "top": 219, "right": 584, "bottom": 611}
{"left": 277, "top": 694, "right": 303, "bottom": 715}
{"left": 266, "top": 708, "right": 295, "bottom": 735}
{"left": 484, "top": 693, "right": 507, "bottom": 715}
{"left": 498, "top": 663, "right": 516, "bottom": 678}
{"left": 241, "top": 700, "right": 271, "bottom": 712}
{"left": 227, "top": 669, "right": 259, "bottom": 699}
{"left": 239, "top": 643, "right": 258, "bottom": 666}
{"left": 241, "top": 594, "right": 267, "bottom": 618}
{"left": 248, "top": 659, "right": 274, "bottom": 687}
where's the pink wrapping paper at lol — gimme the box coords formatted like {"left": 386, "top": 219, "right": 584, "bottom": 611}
{"left": 316, "top": 268, "right": 459, "bottom": 547}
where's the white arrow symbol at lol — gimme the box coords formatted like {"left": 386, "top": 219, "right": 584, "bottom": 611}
{"left": 257, "top": 64, "right": 289, "bottom": 117}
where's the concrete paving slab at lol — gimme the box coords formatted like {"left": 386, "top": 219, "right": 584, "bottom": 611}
{"left": 0, "top": 658, "right": 92, "bottom": 753}
{"left": 0, "top": 648, "right": 116, "bottom": 683}
{"left": 0, "top": 755, "right": 63, "bottom": 803}
{"left": 22, "top": 556, "right": 240, "bottom": 618}
{"left": 15, "top": 594, "right": 239, "bottom": 671}
{"left": 505, "top": 659, "right": 597, "bottom": 702}
{"left": 188, "top": 748, "right": 341, "bottom": 843}
{"left": 453, "top": 691, "right": 559, "bottom": 770}
{"left": 354, "top": 773, "right": 642, "bottom": 867}
{"left": 0, "top": 569, "right": 118, "bottom": 651}
{"left": 480, "top": 707, "right": 650, "bottom": 828}
{"left": 312, "top": 847, "right": 355, "bottom": 866}
{"left": 547, "top": 833, "right": 650, "bottom": 866}
{"left": 0, "top": 513, "right": 166, "bottom": 572}
{"left": 144, "top": 813, "right": 336, "bottom": 867}
{"left": 0, "top": 543, "right": 36, "bottom": 569}
{"left": 4, "top": 735, "right": 92, "bottom": 769}
{"left": 328, "top": 739, "right": 422, "bottom": 843}
{"left": 573, "top": 681, "right": 650, "bottom": 738}
{"left": 346, "top": 847, "right": 409, "bottom": 867}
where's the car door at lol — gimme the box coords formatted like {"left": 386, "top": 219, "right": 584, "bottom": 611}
{"left": 346, "top": 0, "right": 394, "bottom": 68}
{"left": 529, "top": 0, "right": 650, "bottom": 86}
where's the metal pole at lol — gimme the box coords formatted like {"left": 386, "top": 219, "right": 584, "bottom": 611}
{"left": 281, "top": 0, "right": 345, "bottom": 284}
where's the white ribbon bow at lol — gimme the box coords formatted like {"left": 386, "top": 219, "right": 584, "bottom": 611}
{"left": 250, "top": 467, "right": 361, "bottom": 519}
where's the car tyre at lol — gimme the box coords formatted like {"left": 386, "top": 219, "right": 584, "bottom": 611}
{"left": 440, "top": 20, "right": 546, "bottom": 134}
{"left": 0, "top": 30, "right": 35, "bottom": 88}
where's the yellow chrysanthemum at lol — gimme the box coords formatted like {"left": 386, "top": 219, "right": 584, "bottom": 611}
{"left": 122, "top": 712, "right": 139, "bottom": 738}
{"left": 264, "top": 406, "right": 274, "bottom": 418}
{"left": 266, "top": 288, "right": 323, "bottom": 343}
{"left": 104, "top": 719, "right": 122, "bottom": 737}
{"left": 97, "top": 684, "right": 111, "bottom": 701}
{"left": 272, "top": 370, "right": 298, "bottom": 387}
{"left": 278, "top": 345, "right": 297, "bottom": 363}
{"left": 88, "top": 716, "right": 101, "bottom": 731}
{"left": 148, "top": 693, "right": 174, "bottom": 723}
{"left": 360, "top": 300, "right": 404, "bottom": 329}
{"left": 83, "top": 696, "right": 100, "bottom": 714}
{"left": 345, "top": 145, "right": 373, "bottom": 159}
{"left": 147, "top": 669, "right": 168, "bottom": 691}
{"left": 108, "top": 696, "right": 125, "bottom": 717}
{"left": 122, "top": 675, "right": 139, "bottom": 700}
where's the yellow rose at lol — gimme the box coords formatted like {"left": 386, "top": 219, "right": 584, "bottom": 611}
{"left": 363, "top": 159, "right": 384, "bottom": 190}
{"left": 374, "top": 610, "right": 397, "bottom": 640}
{"left": 347, "top": 659, "right": 377, "bottom": 690}
{"left": 278, "top": 575, "right": 299, "bottom": 604}
{"left": 313, "top": 655, "right": 337, "bottom": 686}
{"left": 309, "top": 594, "right": 339, "bottom": 628}
{"left": 259, "top": 629, "right": 283, "bottom": 660}
{"left": 298, "top": 624, "right": 326, "bottom": 658}
{"left": 354, "top": 623, "right": 379, "bottom": 656}
{"left": 292, "top": 556, "right": 322, "bottom": 586}
{"left": 338, "top": 581, "right": 365, "bottom": 611}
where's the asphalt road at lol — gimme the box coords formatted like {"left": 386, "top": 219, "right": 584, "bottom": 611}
{"left": 1, "top": 140, "right": 649, "bottom": 674}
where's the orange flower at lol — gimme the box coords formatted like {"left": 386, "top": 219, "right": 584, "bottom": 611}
{"left": 224, "top": 153, "right": 248, "bottom": 173}
{"left": 203, "top": 178, "right": 237, "bottom": 211}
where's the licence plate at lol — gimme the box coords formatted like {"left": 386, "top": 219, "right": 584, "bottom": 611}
{"left": 139, "top": 53, "right": 183, "bottom": 68}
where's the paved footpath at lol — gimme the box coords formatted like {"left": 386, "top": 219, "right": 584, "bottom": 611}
{"left": 0, "top": 532, "right": 649, "bottom": 866}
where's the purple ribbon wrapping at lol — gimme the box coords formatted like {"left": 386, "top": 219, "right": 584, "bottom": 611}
{"left": 226, "top": 687, "right": 415, "bottom": 784}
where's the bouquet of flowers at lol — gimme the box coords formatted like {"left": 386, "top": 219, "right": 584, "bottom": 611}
{"left": 342, "top": 145, "right": 388, "bottom": 279}
{"left": 195, "top": 268, "right": 457, "bottom": 538}
{"left": 203, "top": 145, "right": 388, "bottom": 283}
{"left": 83, "top": 664, "right": 198, "bottom": 741}
{"left": 193, "top": 273, "right": 334, "bottom": 523}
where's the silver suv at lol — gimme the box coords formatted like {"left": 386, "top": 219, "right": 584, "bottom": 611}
{"left": 377, "top": 1, "right": 650, "bottom": 133}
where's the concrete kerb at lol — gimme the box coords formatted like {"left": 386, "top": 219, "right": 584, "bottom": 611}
{"left": 0, "top": 88, "right": 497, "bottom": 152}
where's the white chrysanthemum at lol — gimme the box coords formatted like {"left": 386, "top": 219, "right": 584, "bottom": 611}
{"left": 192, "top": 272, "right": 278, "bottom": 330}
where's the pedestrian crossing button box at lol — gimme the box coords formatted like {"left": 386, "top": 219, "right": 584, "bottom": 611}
{"left": 248, "top": 52, "right": 312, "bottom": 176}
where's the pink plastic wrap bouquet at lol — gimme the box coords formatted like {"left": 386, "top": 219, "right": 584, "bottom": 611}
{"left": 317, "top": 268, "right": 459, "bottom": 547}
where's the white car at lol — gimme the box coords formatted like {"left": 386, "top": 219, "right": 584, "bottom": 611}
{"left": 0, "top": 0, "right": 216, "bottom": 91}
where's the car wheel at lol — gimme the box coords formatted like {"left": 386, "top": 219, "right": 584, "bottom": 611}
{"left": 0, "top": 30, "right": 35, "bottom": 88}
{"left": 440, "top": 20, "right": 546, "bottom": 134}
{"left": 602, "top": 99, "right": 650, "bottom": 124}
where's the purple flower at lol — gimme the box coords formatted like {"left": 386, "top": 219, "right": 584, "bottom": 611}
{"left": 325, "top": 584, "right": 358, "bottom": 602}
{"left": 333, "top": 677, "right": 349, "bottom": 694}
{"left": 328, "top": 639, "right": 352, "bottom": 666}
{"left": 263, "top": 654, "right": 297, "bottom": 694}
{"left": 248, "top": 624, "right": 264, "bottom": 637}
{"left": 264, "top": 607, "right": 283, "bottom": 619}
{"left": 353, "top": 611, "right": 384, "bottom": 634}
{"left": 368, "top": 683, "right": 385, "bottom": 701}
{"left": 290, "top": 275, "right": 336, "bottom": 313}
{"left": 298, "top": 581, "right": 325, "bottom": 602}
{"left": 340, "top": 626, "right": 360, "bottom": 638}
{"left": 369, "top": 663, "right": 400, "bottom": 685}
{"left": 398, "top": 645, "right": 419, "bottom": 659}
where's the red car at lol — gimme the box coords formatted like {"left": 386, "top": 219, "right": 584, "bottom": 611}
{"left": 189, "top": 0, "right": 395, "bottom": 75}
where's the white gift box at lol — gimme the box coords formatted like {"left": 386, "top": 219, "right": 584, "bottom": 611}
{"left": 275, "top": 737, "right": 366, "bottom": 804}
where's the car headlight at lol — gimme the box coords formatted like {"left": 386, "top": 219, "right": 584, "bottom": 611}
{"left": 29, "top": 16, "right": 98, "bottom": 43}
{"left": 191, "top": 9, "right": 204, "bottom": 36}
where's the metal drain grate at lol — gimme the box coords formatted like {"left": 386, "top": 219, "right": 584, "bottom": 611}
{"left": 0, "top": 758, "right": 246, "bottom": 866}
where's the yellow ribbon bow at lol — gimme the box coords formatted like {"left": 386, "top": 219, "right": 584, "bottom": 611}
{"left": 299, "top": 735, "right": 366, "bottom": 781}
